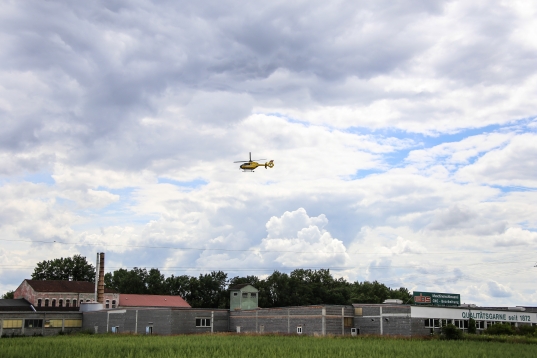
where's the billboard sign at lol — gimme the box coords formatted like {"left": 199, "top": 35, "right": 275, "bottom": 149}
{"left": 413, "top": 291, "right": 460, "bottom": 306}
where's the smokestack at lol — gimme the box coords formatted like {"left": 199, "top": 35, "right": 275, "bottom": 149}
{"left": 97, "top": 253, "right": 105, "bottom": 304}
{"left": 95, "top": 253, "right": 100, "bottom": 302}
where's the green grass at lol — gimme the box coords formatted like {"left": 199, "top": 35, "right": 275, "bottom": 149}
{"left": 1, "top": 334, "right": 536, "bottom": 358}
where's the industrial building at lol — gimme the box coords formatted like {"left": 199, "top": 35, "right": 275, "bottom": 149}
{"left": 82, "top": 308, "right": 229, "bottom": 335}
{"left": 3, "top": 253, "right": 536, "bottom": 337}
{"left": 14, "top": 279, "right": 119, "bottom": 310}
{"left": 230, "top": 305, "right": 354, "bottom": 335}
{"left": 352, "top": 303, "right": 537, "bottom": 336}
{"left": 0, "top": 299, "right": 83, "bottom": 337}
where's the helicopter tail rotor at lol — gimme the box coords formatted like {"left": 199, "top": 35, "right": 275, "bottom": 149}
{"left": 265, "top": 160, "right": 274, "bottom": 169}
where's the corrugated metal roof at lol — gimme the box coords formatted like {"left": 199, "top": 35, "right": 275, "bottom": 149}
{"left": 24, "top": 279, "right": 117, "bottom": 293}
{"left": 119, "top": 294, "right": 191, "bottom": 308}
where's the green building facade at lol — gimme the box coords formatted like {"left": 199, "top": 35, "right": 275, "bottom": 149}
{"left": 229, "top": 284, "right": 259, "bottom": 311}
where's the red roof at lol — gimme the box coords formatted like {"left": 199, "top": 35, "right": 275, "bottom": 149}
{"left": 119, "top": 294, "right": 190, "bottom": 308}
{"left": 24, "top": 280, "right": 117, "bottom": 293}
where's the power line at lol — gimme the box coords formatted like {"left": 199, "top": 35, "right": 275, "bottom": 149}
{"left": 1, "top": 238, "right": 534, "bottom": 256}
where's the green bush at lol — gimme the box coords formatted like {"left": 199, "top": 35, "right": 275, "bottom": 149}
{"left": 517, "top": 325, "right": 537, "bottom": 336}
{"left": 442, "top": 324, "right": 463, "bottom": 340}
{"left": 468, "top": 318, "right": 477, "bottom": 334}
{"left": 485, "top": 323, "right": 515, "bottom": 336}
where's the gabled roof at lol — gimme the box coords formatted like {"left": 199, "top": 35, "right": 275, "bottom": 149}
{"left": 23, "top": 280, "right": 117, "bottom": 293}
{"left": 119, "top": 294, "right": 191, "bottom": 308}
{"left": 229, "top": 283, "right": 258, "bottom": 291}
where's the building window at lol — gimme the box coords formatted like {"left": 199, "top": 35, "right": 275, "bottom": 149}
{"left": 111, "top": 326, "right": 119, "bottom": 333}
{"left": 344, "top": 317, "right": 354, "bottom": 328}
{"left": 3, "top": 320, "right": 23, "bottom": 329}
{"left": 46, "top": 319, "right": 62, "bottom": 328}
{"left": 354, "top": 308, "right": 363, "bottom": 316}
{"left": 475, "top": 321, "right": 485, "bottom": 330}
{"left": 66, "top": 299, "right": 70, "bottom": 308}
{"left": 52, "top": 299, "right": 56, "bottom": 307}
{"left": 233, "top": 292, "right": 238, "bottom": 296}
{"left": 297, "top": 326, "right": 303, "bottom": 334}
{"left": 106, "top": 299, "right": 110, "bottom": 309}
{"left": 64, "top": 319, "right": 82, "bottom": 328}
{"left": 59, "top": 299, "right": 63, "bottom": 307}
{"left": 196, "top": 318, "right": 211, "bottom": 327}
{"left": 86, "top": 299, "right": 91, "bottom": 302}
{"left": 25, "top": 319, "right": 43, "bottom": 328}
{"left": 250, "top": 293, "right": 257, "bottom": 298}
{"left": 73, "top": 299, "right": 77, "bottom": 307}
{"left": 242, "top": 293, "right": 248, "bottom": 298}
{"left": 424, "top": 319, "right": 441, "bottom": 328}
{"left": 112, "top": 300, "right": 116, "bottom": 308}
{"left": 146, "top": 326, "right": 153, "bottom": 335}
{"left": 45, "top": 299, "right": 49, "bottom": 307}
{"left": 453, "top": 320, "right": 468, "bottom": 329}
{"left": 37, "top": 299, "right": 42, "bottom": 307}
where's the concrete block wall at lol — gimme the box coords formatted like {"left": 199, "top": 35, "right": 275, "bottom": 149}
{"left": 83, "top": 309, "right": 174, "bottom": 335}
{"left": 172, "top": 309, "right": 229, "bottom": 334}
{"left": 230, "top": 305, "right": 355, "bottom": 336}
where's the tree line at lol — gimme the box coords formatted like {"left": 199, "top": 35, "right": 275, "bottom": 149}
{"left": 103, "top": 267, "right": 412, "bottom": 308}
{"left": 21, "top": 255, "right": 412, "bottom": 308}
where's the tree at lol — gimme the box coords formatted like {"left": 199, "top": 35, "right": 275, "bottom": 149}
{"left": 31, "top": 254, "right": 95, "bottom": 281}
{"left": 468, "top": 317, "right": 477, "bottom": 334}
{"left": 350, "top": 281, "right": 412, "bottom": 304}
{"left": 2, "top": 290, "right": 14, "bottom": 299}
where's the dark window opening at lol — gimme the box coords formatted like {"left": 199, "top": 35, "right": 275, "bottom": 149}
{"left": 112, "top": 300, "right": 116, "bottom": 308}
{"left": 196, "top": 318, "right": 211, "bottom": 327}
{"left": 242, "top": 293, "right": 248, "bottom": 298}
{"left": 66, "top": 299, "right": 70, "bottom": 308}
{"left": 106, "top": 300, "right": 110, "bottom": 309}
{"left": 37, "top": 299, "right": 42, "bottom": 307}
{"left": 250, "top": 293, "right": 257, "bottom": 298}
{"left": 51, "top": 299, "right": 56, "bottom": 307}
{"left": 25, "top": 319, "right": 43, "bottom": 328}
{"left": 45, "top": 299, "right": 49, "bottom": 307}
{"left": 73, "top": 299, "right": 77, "bottom": 307}
{"left": 59, "top": 299, "right": 63, "bottom": 307}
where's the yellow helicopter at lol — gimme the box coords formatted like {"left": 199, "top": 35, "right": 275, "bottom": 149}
{"left": 234, "top": 152, "right": 274, "bottom": 172}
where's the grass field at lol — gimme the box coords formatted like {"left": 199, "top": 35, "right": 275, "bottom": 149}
{"left": 1, "top": 334, "right": 536, "bottom": 358}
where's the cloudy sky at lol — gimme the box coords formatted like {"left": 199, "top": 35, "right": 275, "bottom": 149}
{"left": 1, "top": 0, "right": 536, "bottom": 306}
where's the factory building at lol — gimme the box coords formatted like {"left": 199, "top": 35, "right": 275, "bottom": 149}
{"left": 82, "top": 308, "right": 229, "bottom": 335}
{"left": 230, "top": 305, "right": 355, "bottom": 335}
{"left": 0, "top": 299, "right": 83, "bottom": 337}
{"left": 14, "top": 279, "right": 118, "bottom": 310}
{"left": 352, "top": 303, "right": 537, "bottom": 336}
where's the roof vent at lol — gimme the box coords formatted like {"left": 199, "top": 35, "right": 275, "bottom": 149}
{"left": 508, "top": 307, "right": 526, "bottom": 311}
{"left": 383, "top": 299, "right": 403, "bottom": 304}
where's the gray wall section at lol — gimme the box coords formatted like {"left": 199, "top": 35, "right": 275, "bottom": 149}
{"left": 411, "top": 317, "right": 434, "bottom": 336}
{"left": 82, "top": 308, "right": 230, "bottom": 335}
{"left": 229, "top": 305, "right": 355, "bottom": 336}
{"left": 172, "top": 309, "right": 229, "bottom": 334}
{"left": 353, "top": 305, "right": 412, "bottom": 336}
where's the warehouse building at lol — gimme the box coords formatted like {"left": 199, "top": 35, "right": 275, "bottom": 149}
{"left": 14, "top": 279, "right": 119, "bottom": 310}
{"left": 352, "top": 303, "right": 537, "bottom": 336}
{"left": 230, "top": 305, "right": 355, "bottom": 335}
{"left": 1, "top": 299, "right": 83, "bottom": 337}
{"left": 82, "top": 307, "right": 229, "bottom": 335}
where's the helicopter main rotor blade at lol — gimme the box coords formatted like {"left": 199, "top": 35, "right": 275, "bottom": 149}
{"left": 233, "top": 161, "right": 249, "bottom": 163}
{"left": 251, "top": 159, "right": 266, "bottom": 161}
